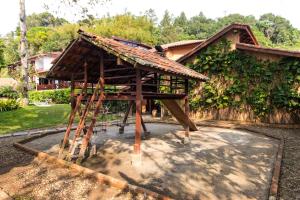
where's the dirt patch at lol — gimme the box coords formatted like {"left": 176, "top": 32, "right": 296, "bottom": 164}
{"left": 0, "top": 136, "right": 152, "bottom": 200}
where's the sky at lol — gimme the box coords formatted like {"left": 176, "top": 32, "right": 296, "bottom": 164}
{"left": 0, "top": 0, "right": 300, "bottom": 36}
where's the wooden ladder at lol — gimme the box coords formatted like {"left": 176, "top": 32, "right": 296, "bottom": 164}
{"left": 58, "top": 80, "right": 88, "bottom": 158}
{"left": 67, "top": 78, "right": 105, "bottom": 160}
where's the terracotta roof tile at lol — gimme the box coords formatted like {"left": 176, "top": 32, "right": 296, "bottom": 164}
{"left": 78, "top": 30, "right": 208, "bottom": 81}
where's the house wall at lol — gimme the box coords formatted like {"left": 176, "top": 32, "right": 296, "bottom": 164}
{"left": 240, "top": 50, "right": 283, "bottom": 62}
{"left": 183, "top": 30, "right": 299, "bottom": 124}
{"left": 164, "top": 43, "right": 201, "bottom": 61}
{"left": 35, "top": 56, "right": 54, "bottom": 72}
{"left": 211, "top": 30, "right": 241, "bottom": 50}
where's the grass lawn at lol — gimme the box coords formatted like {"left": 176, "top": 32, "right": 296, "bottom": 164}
{"left": 0, "top": 104, "right": 71, "bottom": 135}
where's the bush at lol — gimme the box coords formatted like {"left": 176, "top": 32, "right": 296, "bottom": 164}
{"left": 28, "top": 88, "right": 71, "bottom": 104}
{"left": 0, "top": 86, "right": 19, "bottom": 99}
{"left": 0, "top": 99, "right": 19, "bottom": 112}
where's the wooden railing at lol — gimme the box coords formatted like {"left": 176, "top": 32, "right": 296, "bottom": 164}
{"left": 37, "top": 82, "right": 70, "bottom": 90}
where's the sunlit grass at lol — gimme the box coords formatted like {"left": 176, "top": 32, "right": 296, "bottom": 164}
{"left": 0, "top": 104, "right": 123, "bottom": 135}
{"left": 0, "top": 104, "right": 71, "bottom": 135}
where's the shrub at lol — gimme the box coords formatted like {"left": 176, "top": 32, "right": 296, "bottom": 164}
{"left": 0, "top": 86, "right": 19, "bottom": 99}
{"left": 28, "top": 88, "right": 71, "bottom": 104}
{"left": 0, "top": 99, "right": 19, "bottom": 112}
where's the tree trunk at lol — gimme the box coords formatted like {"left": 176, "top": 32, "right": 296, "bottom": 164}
{"left": 19, "top": 0, "right": 29, "bottom": 103}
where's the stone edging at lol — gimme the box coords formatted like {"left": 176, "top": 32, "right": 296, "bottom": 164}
{"left": 13, "top": 136, "right": 172, "bottom": 200}
{"left": 0, "top": 127, "right": 76, "bottom": 139}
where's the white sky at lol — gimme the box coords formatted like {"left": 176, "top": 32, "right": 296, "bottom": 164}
{"left": 0, "top": 0, "right": 300, "bottom": 36}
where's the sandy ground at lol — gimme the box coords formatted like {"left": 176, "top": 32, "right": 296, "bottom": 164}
{"left": 0, "top": 136, "right": 153, "bottom": 200}
{"left": 24, "top": 123, "right": 279, "bottom": 200}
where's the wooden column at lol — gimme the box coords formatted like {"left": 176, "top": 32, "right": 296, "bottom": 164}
{"left": 119, "top": 101, "right": 134, "bottom": 134}
{"left": 184, "top": 78, "right": 189, "bottom": 138}
{"left": 70, "top": 74, "right": 75, "bottom": 111}
{"left": 134, "top": 68, "right": 142, "bottom": 154}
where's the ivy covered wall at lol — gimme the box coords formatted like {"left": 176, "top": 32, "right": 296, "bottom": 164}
{"left": 187, "top": 40, "right": 300, "bottom": 123}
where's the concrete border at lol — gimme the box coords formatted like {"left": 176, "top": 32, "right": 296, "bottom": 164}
{"left": 0, "top": 127, "right": 77, "bottom": 139}
{"left": 13, "top": 137, "right": 172, "bottom": 200}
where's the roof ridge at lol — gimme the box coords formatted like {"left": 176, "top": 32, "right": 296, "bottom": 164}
{"left": 177, "top": 23, "right": 259, "bottom": 63}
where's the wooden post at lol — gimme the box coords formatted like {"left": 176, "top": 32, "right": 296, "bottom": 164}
{"left": 70, "top": 74, "right": 75, "bottom": 111}
{"left": 141, "top": 116, "right": 148, "bottom": 133}
{"left": 134, "top": 68, "right": 142, "bottom": 154}
{"left": 184, "top": 79, "right": 189, "bottom": 139}
{"left": 119, "top": 101, "right": 134, "bottom": 134}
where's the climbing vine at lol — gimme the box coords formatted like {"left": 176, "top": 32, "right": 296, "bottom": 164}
{"left": 187, "top": 39, "right": 300, "bottom": 118}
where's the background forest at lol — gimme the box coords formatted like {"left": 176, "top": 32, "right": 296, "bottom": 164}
{"left": 1, "top": 10, "right": 300, "bottom": 71}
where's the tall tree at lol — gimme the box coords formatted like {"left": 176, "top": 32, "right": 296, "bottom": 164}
{"left": 159, "top": 10, "right": 178, "bottom": 43}
{"left": 187, "top": 12, "right": 216, "bottom": 39}
{"left": 26, "top": 12, "right": 68, "bottom": 28}
{"left": 19, "top": 0, "right": 29, "bottom": 103}
{"left": 257, "top": 13, "right": 300, "bottom": 45}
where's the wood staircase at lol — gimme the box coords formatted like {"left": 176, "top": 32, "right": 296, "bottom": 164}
{"left": 59, "top": 77, "right": 105, "bottom": 161}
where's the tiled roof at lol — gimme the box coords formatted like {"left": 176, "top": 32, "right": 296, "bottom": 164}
{"left": 236, "top": 43, "right": 300, "bottom": 58}
{"left": 78, "top": 30, "right": 208, "bottom": 81}
{"left": 159, "top": 40, "right": 204, "bottom": 50}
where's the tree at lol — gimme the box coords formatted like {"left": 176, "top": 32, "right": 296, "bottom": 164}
{"left": 26, "top": 12, "right": 68, "bottom": 28}
{"left": 0, "top": 39, "right": 5, "bottom": 68}
{"left": 158, "top": 10, "right": 179, "bottom": 43}
{"left": 216, "top": 14, "right": 256, "bottom": 28}
{"left": 174, "top": 12, "right": 188, "bottom": 29}
{"left": 186, "top": 12, "right": 216, "bottom": 39}
{"left": 89, "top": 13, "right": 158, "bottom": 45}
{"left": 256, "top": 13, "right": 300, "bottom": 45}
{"left": 19, "top": 0, "right": 29, "bottom": 102}
{"left": 144, "top": 9, "right": 158, "bottom": 24}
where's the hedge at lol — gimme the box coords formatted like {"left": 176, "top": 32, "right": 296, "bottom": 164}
{"left": 28, "top": 88, "right": 71, "bottom": 104}
{"left": 0, "top": 99, "right": 20, "bottom": 112}
{"left": 0, "top": 86, "right": 19, "bottom": 99}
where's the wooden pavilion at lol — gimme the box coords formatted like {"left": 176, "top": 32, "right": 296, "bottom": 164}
{"left": 47, "top": 30, "right": 208, "bottom": 162}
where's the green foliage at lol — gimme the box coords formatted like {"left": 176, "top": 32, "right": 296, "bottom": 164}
{"left": 28, "top": 88, "right": 71, "bottom": 104}
{"left": 26, "top": 12, "right": 68, "bottom": 28}
{"left": 188, "top": 40, "right": 300, "bottom": 118}
{"left": 0, "top": 39, "right": 5, "bottom": 68}
{"left": 3, "top": 34, "right": 20, "bottom": 65}
{"left": 0, "top": 99, "right": 19, "bottom": 112}
{"left": 256, "top": 13, "right": 300, "bottom": 46}
{"left": 2, "top": 11, "right": 300, "bottom": 60}
{"left": 0, "top": 86, "right": 19, "bottom": 99}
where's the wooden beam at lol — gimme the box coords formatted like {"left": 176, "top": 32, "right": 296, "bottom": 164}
{"left": 104, "top": 74, "right": 136, "bottom": 80}
{"left": 184, "top": 79, "right": 189, "bottom": 138}
{"left": 134, "top": 69, "right": 142, "bottom": 154}
{"left": 104, "top": 67, "right": 134, "bottom": 73}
